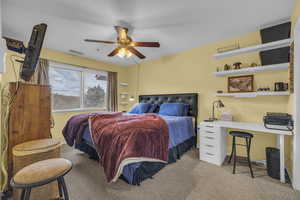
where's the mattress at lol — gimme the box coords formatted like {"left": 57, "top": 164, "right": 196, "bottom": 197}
{"left": 77, "top": 114, "right": 195, "bottom": 184}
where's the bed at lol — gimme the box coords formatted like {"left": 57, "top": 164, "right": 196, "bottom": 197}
{"left": 66, "top": 93, "right": 198, "bottom": 185}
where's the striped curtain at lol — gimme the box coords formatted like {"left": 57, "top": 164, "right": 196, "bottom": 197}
{"left": 107, "top": 72, "right": 118, "bottom": 111}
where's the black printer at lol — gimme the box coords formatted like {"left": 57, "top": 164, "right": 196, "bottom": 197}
{"left": 263, "top": 112, "right": 294, "bottom": 131}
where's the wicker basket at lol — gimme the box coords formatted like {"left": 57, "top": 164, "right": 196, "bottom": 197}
{"left": 13, "top": 139, "right": 61, "bottom": 200}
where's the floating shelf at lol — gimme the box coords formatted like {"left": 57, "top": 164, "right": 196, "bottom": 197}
{"left": 120, "top": 92, "right": 129, "bottom": 95}
{"left": 214, "top": 63, "right": 289, "bottom": 76}
{"left": 216, "top": 91, "right": 289, "bottom": 98}
{"left": 214, "top": 39, "right": 292, "bottom": 59}
{"left": 120, "top": 92, "right": 129, "bottom": 99}
{"left": 120, "top": 82, "right": 129, "bottom": 86}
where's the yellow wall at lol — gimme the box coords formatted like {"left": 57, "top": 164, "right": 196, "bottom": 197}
{"left": 1, "top": 48, "right": 128, "bottom": 139}
{"left": 292, "top": 0, "right": 300, "bottom": 33}
{"left": 127, "top": 31, "right": 290, "bottom": 161}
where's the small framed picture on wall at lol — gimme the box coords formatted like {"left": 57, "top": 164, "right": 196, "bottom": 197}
{"left": 228, "top": 75, "right": 254, "bottom": 93}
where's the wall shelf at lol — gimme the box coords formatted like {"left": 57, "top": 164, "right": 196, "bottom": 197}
{"left": 120, "top": 92, "right": 129, "bottom": 95}
{"left": 214, "top": 63, "right": 289, "bottom": 76}
{"left": 120, "top": 82, "right": 129, "bottom": 86}
{"left": 120, "top": 92, "right": 129, "bottom": 99}
{"left": 216, "top": 91, "right": 289, "bottom": 98}
{"left": 214, "top": 39, "right": 292, "bottom": 59}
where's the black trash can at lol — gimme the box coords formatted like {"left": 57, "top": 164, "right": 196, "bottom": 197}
{"left": 266, "top": 147, "right": 290, "bottom": 183}
{"left": 266, "top": 147, "right": 280, "bottom": 179}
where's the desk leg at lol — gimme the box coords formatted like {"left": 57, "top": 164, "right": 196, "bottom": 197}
{"left": 279, "top": 135, "right": 285, "bottom": 183}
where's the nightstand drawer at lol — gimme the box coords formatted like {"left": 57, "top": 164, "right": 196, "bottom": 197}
{"left": 200, "top": 151, "right": 216, "bottom": 157}
{"left": 200, "top": 130, "right": 217, "bottom": 140}
{"left": 199, "top": 134, "right": 217, "bottom": 146}
{"left": 199, "top": 143, "right": 217, "bottom": 154}
{"left": 201, "top": 125, "right": 219, "bottom": 133}
{"left": 200, "top": 141, "right": 217, "bottom": 150}
{"left": 200, "top": 152, "right": 219, "bottom": 164}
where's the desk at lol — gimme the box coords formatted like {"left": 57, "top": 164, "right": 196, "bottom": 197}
{"left": 199, "top": 121, "right": 293, "bottom": 183}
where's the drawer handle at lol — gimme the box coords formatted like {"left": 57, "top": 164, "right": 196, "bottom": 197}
{"left": 205, "top": 131, "right": 215, "bottom": 134}
{"left": 205, "top": 136, "right": 214, "bottom": 140}
{"left": 205, "top": 144, "right": 214, "bottom": 148}
{"left": 206, "top": 152, "right": 214, "bottom": 156}
{"left": 206, "top": 126, "right": 214, "bottom": 128}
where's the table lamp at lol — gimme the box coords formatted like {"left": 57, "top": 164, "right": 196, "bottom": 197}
{"left": 208, "top": 100, "right": 225, "bottom": 121}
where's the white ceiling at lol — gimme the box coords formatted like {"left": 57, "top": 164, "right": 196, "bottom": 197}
{"left": 2, "top": 0, "right": 294, "bottom": 66}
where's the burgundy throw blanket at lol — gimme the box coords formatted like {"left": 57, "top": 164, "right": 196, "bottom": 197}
{"left": 62, "top": 112, "right": 117, "bottom": 146}
{"left": 89, "top": 113, "right": 169, "bottom": 183}
{"left": 62, "top": 113, "right": 92, "bottom": 146}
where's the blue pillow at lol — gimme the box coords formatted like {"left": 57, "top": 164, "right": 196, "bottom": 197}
{"left": 148, "top": 104, "right": 159, "bottom": 113}
{"left": 129, "top": 103, "right": 152, "bottom": 114}
{"left": 159, "top": 103, "right": 186, "bottom": 116}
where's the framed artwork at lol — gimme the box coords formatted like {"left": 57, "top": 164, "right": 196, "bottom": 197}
{"left": 228, "top": 75, "right": 254, "bottom": 93}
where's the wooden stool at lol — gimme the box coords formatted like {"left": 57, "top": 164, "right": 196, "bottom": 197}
{"left": 11, "top": 158, "right": 72, "bottom": 200}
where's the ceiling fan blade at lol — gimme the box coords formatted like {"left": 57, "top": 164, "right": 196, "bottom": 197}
{"left": 132, "top": 42, "right": 160, "bottom": 48}
{"left": 127, "top": 47, "right": 146, "bottom": 59}
{"left": 108, "top": 47, "right": 121, "bottom": 57}
{"left": 84, "top": 39, "right": 116, "bottom": 44}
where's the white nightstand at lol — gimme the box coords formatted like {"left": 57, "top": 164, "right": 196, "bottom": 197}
{"left": 198, "top": 122, "right": 227, "bottom": 166}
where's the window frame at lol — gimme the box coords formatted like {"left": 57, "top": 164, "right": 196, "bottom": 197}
{"left": 49, "top": 62, "right": 108, "bottom": 113}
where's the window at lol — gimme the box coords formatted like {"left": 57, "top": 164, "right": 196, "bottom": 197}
{"left": 49, "top": 62, "right": 108, "bottom": 112}
{"left": 83, "top": 71, "right": 107, "bottom": 108}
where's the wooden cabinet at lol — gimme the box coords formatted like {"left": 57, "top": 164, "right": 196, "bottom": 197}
{"left": 8, "top": 82, "right": 52, "bottom": 182}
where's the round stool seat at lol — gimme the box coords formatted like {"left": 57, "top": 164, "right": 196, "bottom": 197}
{"left": 13, "top": 158, "right": 72, "bottom": 187}
{"left": 229, "top": 131, "right": 253, "bottom": 138}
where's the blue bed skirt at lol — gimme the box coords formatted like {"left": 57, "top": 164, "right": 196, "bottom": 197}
{"left": 75, "top": 115, "right": 195, "bottom": 185}
{"left": 75, "top": 136, "right": 195, "bottom": 185}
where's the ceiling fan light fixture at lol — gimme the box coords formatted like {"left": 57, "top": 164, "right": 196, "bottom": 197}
{"left": 117, "top": 48, "right": 132, "bottom": 58}
{"left": 126, "top": 50, "right": 132, "bottom": 58}
{"left": 117, "top": 48, "right": 126, "bottom": 58}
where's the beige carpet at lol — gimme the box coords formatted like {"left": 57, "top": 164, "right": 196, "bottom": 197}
{"left": 62, "top": 145, "right": 300, "bottom": 200}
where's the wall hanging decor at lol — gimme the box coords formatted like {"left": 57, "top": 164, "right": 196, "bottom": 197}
{"left": 228, "top": 75, "right": 254, "bottom": 93}
{"left": 250, "top": 62, "right": 258, "bottom": 67}
{"left": 217, "top": 43, "right": 240, "bottom": 53}
{"left": 233, "top": 62, "right": 242, "bottom": 70}
{"left": 224, "top": 64, "right": 231, "bottom": 71}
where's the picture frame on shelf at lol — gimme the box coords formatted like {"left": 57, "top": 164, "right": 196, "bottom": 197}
{"left": 228, "top": 75, "right": 254, "bottom": 93}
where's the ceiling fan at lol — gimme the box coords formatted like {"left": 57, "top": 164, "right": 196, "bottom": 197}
{"left": 84, "top": 26, "right": 160, "bottom": 59}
